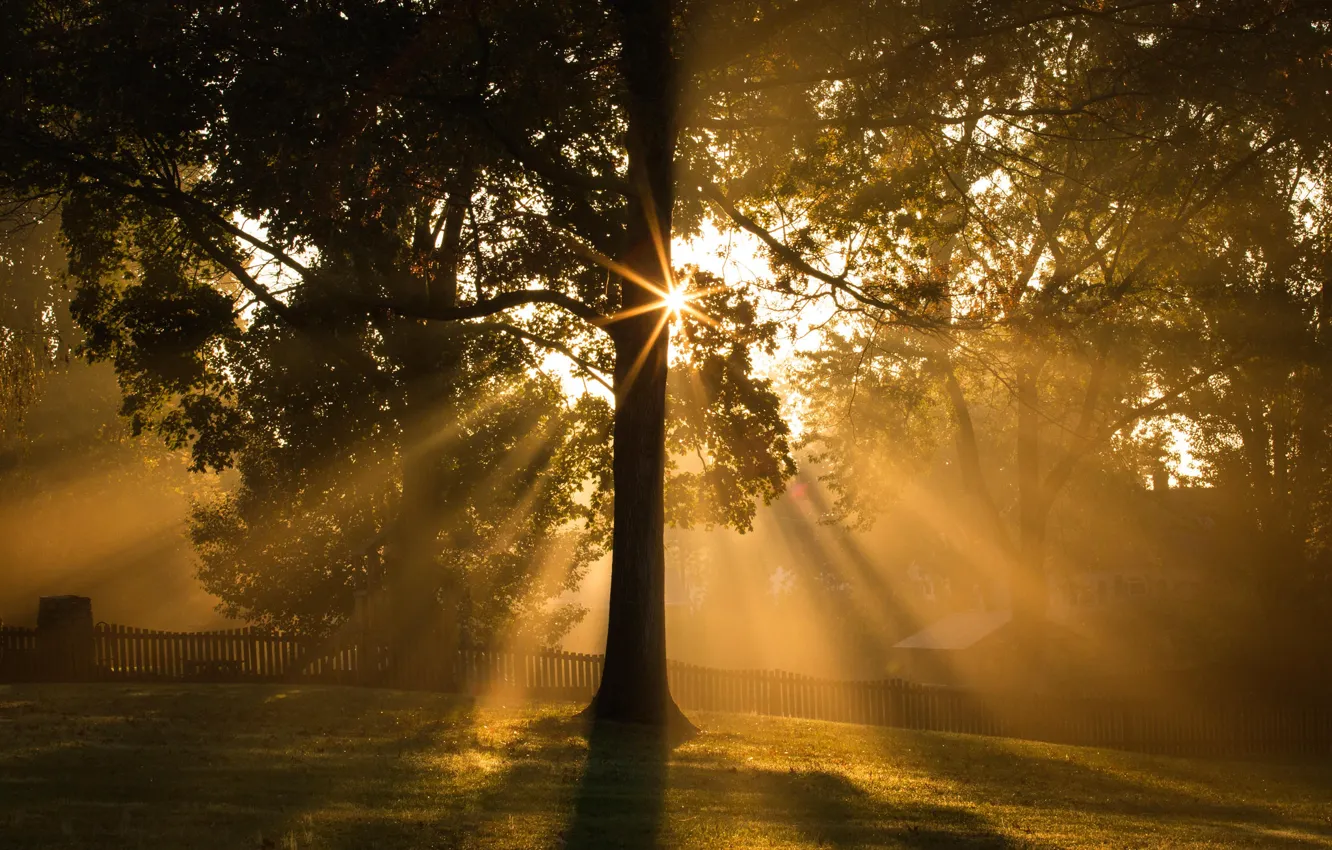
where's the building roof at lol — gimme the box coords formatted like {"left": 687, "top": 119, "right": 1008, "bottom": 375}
{"left": 893, "top": 609, "right": 1012, "bottom": 650}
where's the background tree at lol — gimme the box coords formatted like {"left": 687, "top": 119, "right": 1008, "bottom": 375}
{"left": 696, "top": 1, "right": 1329, "bottom": 647}
{"left": 1172, "top": 146, "right": 1332, "bottom": 678}
{"left": 0, "top": 198, "right": 227, "bottom": 627}
{"left": 187, "top": 321, "right": 612, "bottom": 648}
{"left": 0, "top": 202, "right": 67, "bottom": 440}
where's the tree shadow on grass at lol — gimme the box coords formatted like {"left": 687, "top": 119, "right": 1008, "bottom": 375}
{"left": 560, "top": 719, "right": 672, "bottom": 849}
{"left": 878, "top": 728, "right": 1332, "bottom": 846}
{"left": 460, "top": 714, "right": 1011, "bottom": 849}
{"left": 432, "top": 712, "right": 674, "bottom": 849}
{"left": 748, "top": 764, "right": 1012, "bottom": 848}
{"left": 656, "top": 731, "right": 1010, "bottom": 849}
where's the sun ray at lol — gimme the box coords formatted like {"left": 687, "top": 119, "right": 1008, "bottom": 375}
{"left": 601, "top": 285, "right": 721, "bottom": 330}
{"left": 616, "top": 309, "right": 672, "bottom": 401}
{"left": 556, "top": 217, "right": 721, "bottom": 330}
{"left": 604, "top": 301, "right": 676, "bottom": 323}
{"left": 639, "top": 177, "right": 677, "bottom": 299}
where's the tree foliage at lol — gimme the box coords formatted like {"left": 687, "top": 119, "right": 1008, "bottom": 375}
{"left": 725, "top": 1, "right": 1332, "bottom": 632}
{"left": 2, "top": 0, "right": 1330, "bottom": 700}
{"left": 0, "top": 0, "right": 800, "bottom": 701}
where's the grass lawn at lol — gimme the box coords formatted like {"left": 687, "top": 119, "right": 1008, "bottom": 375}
{"left": 1, "top": 684, "right": 1330, "bottom": 848}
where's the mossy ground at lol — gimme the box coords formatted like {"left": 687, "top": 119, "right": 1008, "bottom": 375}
{"left": 1, "top": 684, "right": 1330, "bottom": 848}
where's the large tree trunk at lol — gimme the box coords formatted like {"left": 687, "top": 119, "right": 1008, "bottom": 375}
{"left": 592, "top": 319, "right": 683, "bottom": 724}
{"left": 586, "top": 0, "right": 690, "bottom": 729}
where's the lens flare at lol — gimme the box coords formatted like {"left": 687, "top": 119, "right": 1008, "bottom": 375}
{"left": 663, "top": 286, "right": 689, "bottom": 315}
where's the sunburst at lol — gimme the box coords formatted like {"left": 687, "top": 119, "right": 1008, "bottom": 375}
{"left": 663, "top": 285, "right": 689, "bottom": 316}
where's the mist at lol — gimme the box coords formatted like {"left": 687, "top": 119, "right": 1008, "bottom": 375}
{"left": 0, "top": 360, "right": 227, "bottom": 630}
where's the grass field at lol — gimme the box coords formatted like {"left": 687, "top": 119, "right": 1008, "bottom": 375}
{"left": 1, "top": 684, "right": 1330, "bottom": 848}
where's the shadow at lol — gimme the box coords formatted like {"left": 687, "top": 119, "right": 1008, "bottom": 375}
{"left": 563, "top": 720, "right": 672, "bottom": 849}
{"left": 459, "top": 713, "right": 1008, "bottom": 849}
{"left": 749, "top": 765, "right": 1012, "bottom": 849}
{"left": 10, "top": 686, "right": 1331, "bottom": 849}
{"left": 879, "top": 727, "right": 1332, "bottom": 847}
{"left": 444, "top": 713, "right": 673, "bottom": 849}
{"left": 0, "top": 683, "right": 479, "bottom": 850}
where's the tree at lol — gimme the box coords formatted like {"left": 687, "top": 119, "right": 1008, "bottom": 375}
{"left": 698, "top": 1, "right": 1330, "bottom": 640}
{"left": 1171, "top": 144, "right": 1332, "bottom": 673}
{"left": 0, "top": 0, "right": 802, "bottom": 726}
{"left": 187, "top": 319, "right": 612, "bottom": 647}
{"left": 0, "top": 197, "right": 231, "bottom": 628}
{"left": 0, "top": 201, "right": 68, "bottom": 441}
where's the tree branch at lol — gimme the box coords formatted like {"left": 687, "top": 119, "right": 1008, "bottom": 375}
{"left": 184, "top": 222, "right": 300, "bottom": 327}
{"left": 184, "top": 221, "right": 386, "bottom": 377}
{"left": 936, "top": 351, "right": 1013, "bottom": 554}
{"left": 1042, "top": 356, "right": 1235, "bottom": 498}
{"left": 690, "top": 91, "right": 1145, "bottom": 132}
{"left": 695, "top": 179, "right": 936, "bottom": 328}
{"left": 2, "top": 125, "right": 315, "bottom": 277}
{"left": 364, "top": 287, "right": 607, "bottom": 327}
{"left": 456, "top": 321, "right": 612, "bottom": 391}
{"left": 465, "top": 100, "right": 633, "bottom": 197}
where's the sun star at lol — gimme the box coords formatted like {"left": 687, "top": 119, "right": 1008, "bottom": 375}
{"left": 663, "top": 285, "right": 689, "bottom": 316}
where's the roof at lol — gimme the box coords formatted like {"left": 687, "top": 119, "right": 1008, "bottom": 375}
{"left": 893, "top": 609, "right": 1012, "bottom": 650}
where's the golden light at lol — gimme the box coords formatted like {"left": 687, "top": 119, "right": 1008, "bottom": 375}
{"left": 663, "top": 285, "right": 689, "bottom": 316}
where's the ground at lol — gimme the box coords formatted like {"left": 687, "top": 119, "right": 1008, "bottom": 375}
{"left": 1, "top": 685, "right": 1330, "bottom": 849}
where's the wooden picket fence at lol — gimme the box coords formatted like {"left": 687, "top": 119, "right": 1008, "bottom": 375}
{"left": 2, "top": 622, "right": 1330, "bottom": 758}
{"left": 93, "top": 624, "right": 361, "bottom": 683}
{"left": 0, "top": 625, "right": 39, "bottom": 680}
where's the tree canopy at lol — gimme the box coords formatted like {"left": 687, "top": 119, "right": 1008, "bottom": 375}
{"left": 2, "top": 0, "right": 1329, "bottom": 719}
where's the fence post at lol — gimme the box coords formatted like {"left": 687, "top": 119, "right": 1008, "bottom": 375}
{"left": 352, "top": 590, "right": 371, "bottom": 686}
{"left": 36, "top": 596, "right": 96, "bottom": 682}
